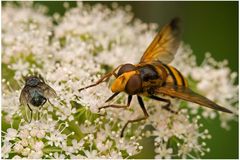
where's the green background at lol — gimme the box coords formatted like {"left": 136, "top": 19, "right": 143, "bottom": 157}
{"left": 33, "top": 1, "right": 238, "bottom": 159}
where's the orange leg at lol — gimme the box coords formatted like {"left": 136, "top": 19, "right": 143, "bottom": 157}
{"left": 99, "top": 95, "right": 132, "bottom": 111}
{"left": 78, "top": 65, "right": 123, "bottom": 92}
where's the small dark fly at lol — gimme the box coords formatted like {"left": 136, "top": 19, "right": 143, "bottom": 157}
{"left": 19, "top": 75, "right": 56, "bottom": 122}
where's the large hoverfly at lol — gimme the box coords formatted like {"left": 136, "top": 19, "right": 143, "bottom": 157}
{"left": 79, "top": 18, "right": 233, "bottom": 137}
{"left": 19, "top": 75, "right": 56, "bottom": 122}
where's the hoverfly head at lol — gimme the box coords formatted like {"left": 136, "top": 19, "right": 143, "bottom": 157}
{"left": 111, "top": 64, "right": 142, "bottom": 95}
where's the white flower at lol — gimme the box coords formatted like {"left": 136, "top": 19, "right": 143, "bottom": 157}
{"left": 71, "top": 139, "right": 84, "bottom": 151}
{"left": 18, "top": 130, "right": 30, "bottom": 139}
{"left": 109, "top": 151, "right": 123, "bottom": 159}
{"left": 46, "top": 130, "right": 67, "bottom": 147}
{"left": 155, "top": 144, "right": 173, "bottom": 159}
{"left": 83, "top": 150, "right": 99, "bottom": 159}
{"left": 2, "top": 142, "right": 12, "bottom": 158}
{"left": 36, "top": 130, "right": 46, "bottom": 139}
{"left": 5, "top": 128, "right": 18, "bottom": 141}
{"left": 28, "top": 150, "right": 43, "bottom": 159}
{"left": 13, "top": 143, "right": 24, "bottom": 153}
{"left": 33, "top": 141, "right": 44, "bottom": 151}
{"left": 22, "top": 147, "right": 31, "bottom": 156}
{"left": 53, "top": 152, "right": 66, "bottom": 159}
{"left": 12, "top": 155, "right": 22, "bottom": 159}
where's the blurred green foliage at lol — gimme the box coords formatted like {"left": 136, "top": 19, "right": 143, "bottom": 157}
{"left": 17, "top": 1, "right": 239, "bottom": 159}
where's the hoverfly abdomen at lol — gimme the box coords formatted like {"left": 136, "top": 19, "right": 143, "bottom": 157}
{"left": 162, "top": 64, "right": 188, "bottom": 87}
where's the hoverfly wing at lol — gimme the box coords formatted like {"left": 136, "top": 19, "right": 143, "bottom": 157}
{"left": 155, "top": 84, "right": 233, "bottom": 113}
{"left": 39, "top": 82, "right": 57, "bottom": 98}
{"left": 140, "top": 17, "right": 181, "bottom": 64}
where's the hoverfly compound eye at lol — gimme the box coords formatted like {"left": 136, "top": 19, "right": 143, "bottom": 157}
{"left": 117, "top": 64, "right": 136, "bottom": 76}
{"left": 126, "top": 74, "right": 142, "bottom": 95}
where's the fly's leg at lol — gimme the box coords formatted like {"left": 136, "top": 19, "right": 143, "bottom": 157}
{"left": 38, "top": 106, "right": 44, "bottom": 121}
{"left": 47, "top": 99, "right": 54, "bottom": 106}
{"left": 38, "top": 73, "right": 45, "bottom": 83}
{"left": 38, "top": 98, "right": 47, "bottom": 121}
{"left": 98, "top": 95, "right": 132, "bottom": 112}
{"left": 120, "top": 96, "right": 149, "bottom": 137}
{"left": 78, "top": 65, "right": 122, "bottom": 92}
{"left": 27, "top": 104, "right": 33, "bottom": 123}
{"left": 148, "top": 95, "right": 177, "bottom": 114}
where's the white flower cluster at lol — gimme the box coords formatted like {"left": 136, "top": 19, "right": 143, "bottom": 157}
{"left": 2, "top": 2, "right": 238, "bottom": 159}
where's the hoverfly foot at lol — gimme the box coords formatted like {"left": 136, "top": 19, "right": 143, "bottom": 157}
{"left": 170, "top": 110, "right": 178, "bottom": 114}
{"left": 78, "top": 88, "right": 84, "bottom": 92}
{"left": 162, "top": 105, "right": 178, "bottom": 114}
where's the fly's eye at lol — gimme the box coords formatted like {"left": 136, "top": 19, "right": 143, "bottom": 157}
{"left": 117, "top": 64, "right": 136, "bottom": 76}
{"left": 26, "top": 77, "right": 40, "bottom": 86}
{"left": 126, "top": 75, "right": 142, "bottom": 95}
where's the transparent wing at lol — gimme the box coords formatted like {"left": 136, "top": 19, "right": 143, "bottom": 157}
{"left": 140, "top": 17, "right": 181, "bottom": 64}
{"left": 38, "top": 83, "right": 57, "bottom": 98}
{"left": 155, "top": 83, "right": 233, "bottom": 113}
{"left": 19, "top": 87, "right": 29, "bottom": 106}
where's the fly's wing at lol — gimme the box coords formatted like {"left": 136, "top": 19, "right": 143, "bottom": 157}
{"left": 155, "top": 84, "right": 233, "bottom": 113}
{"left": 38, "top": 82, "right": 57, "bottom": 98}
{"left": 140, "top": 17, "right": 181, "bottom": 64}
{"left": 19, "top": 87, "right": 29, "bottom": 106}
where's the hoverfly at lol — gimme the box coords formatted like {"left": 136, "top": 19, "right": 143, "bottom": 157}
{"left": 19, "top": 75, "right": 56, "bottom": 122}
{"left": 79, "top": 17, "right": 233, "bottom": 137}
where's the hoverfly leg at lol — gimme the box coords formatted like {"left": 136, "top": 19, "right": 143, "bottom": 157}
{"left": 78, "top": 72, "right": 112, "bottom": 92}
{"left": 78, "top": 65, "right": 123, "bottom": 92}
{"left": 120, "top": 96, "right": 149, "bottom": 137}
{"left": 105, "top": 92, "right": 120, "bottom": 103}
{"left": 27, "top": 104, "right": 33, "bottom": 123}
{"left": 98, "top": 95, "right": 132, "bottom": 112}
{"left": 149, "top": 95, "right": 177, "bottom": 114}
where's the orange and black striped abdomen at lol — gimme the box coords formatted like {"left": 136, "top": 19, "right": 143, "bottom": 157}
{"left": 161, "top": 64, "right": 188, "bottom": 87}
